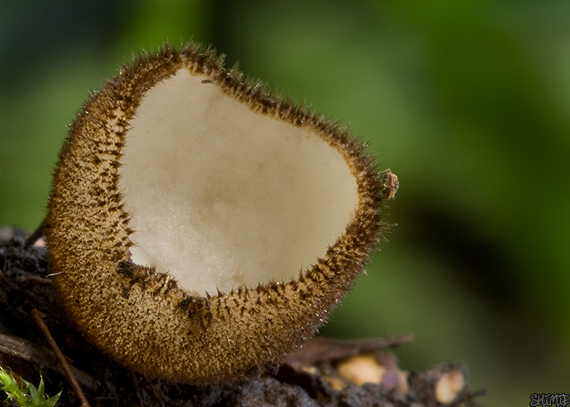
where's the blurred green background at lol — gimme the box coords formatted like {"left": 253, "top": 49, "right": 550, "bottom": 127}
{"left": 1, "top": 0, "right": 569, "bottom": 405}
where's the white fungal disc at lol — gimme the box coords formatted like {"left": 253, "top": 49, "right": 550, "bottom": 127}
{"left": 121, "top": 68, "right": 358, "bottom": 294}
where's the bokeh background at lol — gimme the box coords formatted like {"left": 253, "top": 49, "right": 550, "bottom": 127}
{"left": 1, "top": 1, "right": 569, "bottom": 405}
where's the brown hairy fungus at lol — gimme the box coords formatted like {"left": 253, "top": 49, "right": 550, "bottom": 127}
{"left": 45, "top": 43, "right": 397, "bottom": 385}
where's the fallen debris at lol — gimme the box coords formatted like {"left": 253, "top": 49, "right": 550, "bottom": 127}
{"left": 0, "top": 228, "right": 484, "bottom": 406}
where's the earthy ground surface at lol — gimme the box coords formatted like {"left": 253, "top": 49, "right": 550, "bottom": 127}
{"left": 0, "top": 228, "right": 484, "bottom": 406}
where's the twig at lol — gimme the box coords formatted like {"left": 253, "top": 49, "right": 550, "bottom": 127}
{"left": 18, "top": 274, "right": 53, "bottom": 285}
{"left": 131, "top": 374, "right": 146, "bottom": 407}
{"left": 287, "top": 334, "right": 414, "bottom": 365}
{"left": 31, "top": 309, "right": 91, "bottom": 407}
{"left": 0, "top": 332, "right": 97, "bottom": 390}
{"left": 24, "top": 219, "right": 46, "bottom": 249}
{"left": 463, "top": 389, "right": 487, "bottom": 407}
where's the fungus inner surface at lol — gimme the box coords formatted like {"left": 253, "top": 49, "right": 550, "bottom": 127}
{"left": 119, "top": 68, "right": 359, "bottom": 294}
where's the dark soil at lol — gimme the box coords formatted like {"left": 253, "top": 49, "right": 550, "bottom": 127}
{"left": 0, "top": 228, "right": 483, "bottom": 407}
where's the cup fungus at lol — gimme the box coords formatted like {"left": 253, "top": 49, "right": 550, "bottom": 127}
{"left": 45, "top": 43, "right": 397, "bottom": 385}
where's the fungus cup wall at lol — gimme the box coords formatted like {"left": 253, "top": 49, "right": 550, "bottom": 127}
{"left": 45, "top": 43, "right": 391, "bottom": 384}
